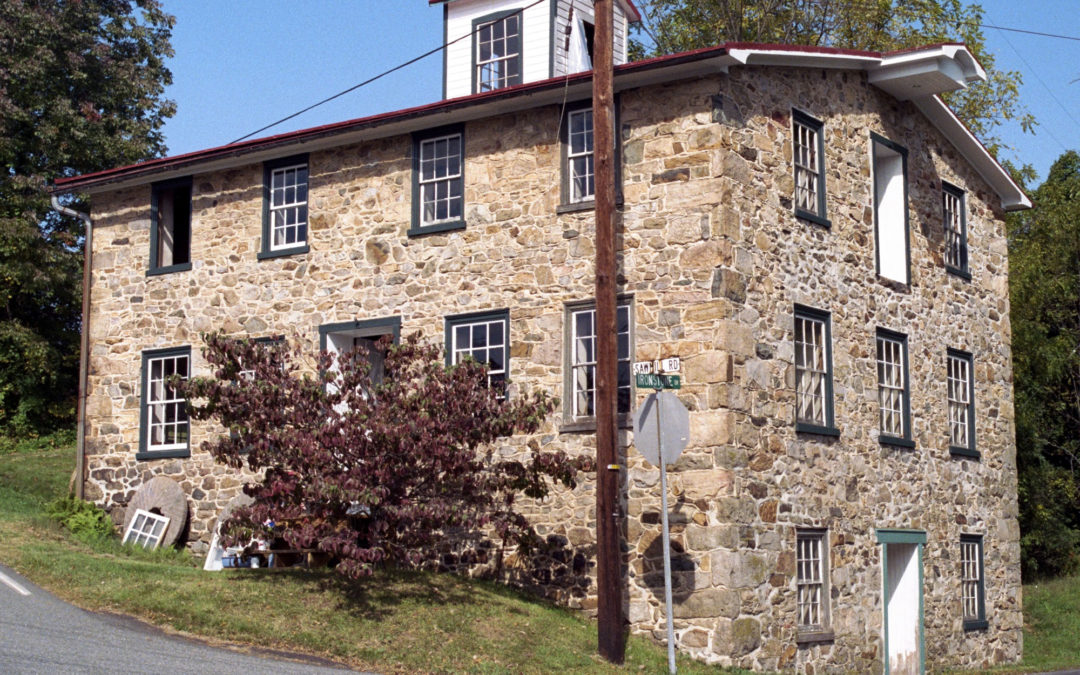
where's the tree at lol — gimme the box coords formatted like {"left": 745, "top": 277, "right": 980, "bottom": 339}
{"left": 1009, "top": 151, "right": 1080, "bottom": 579}
{"left": 179, "top": 334, "right": 592, "bottom": 578}
{"left": 0, "top": 0, "right": 175, "bottom": 434}
{"left": 630, "top": 0, "right": 1033, "bottom": 152}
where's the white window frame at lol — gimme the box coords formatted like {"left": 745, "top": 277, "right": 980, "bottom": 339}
{"left": 794, "top": 306, "right": 835, "bottom": 433}
{"left": 567, "top": 300, "right": 632, "bottom": 422}
{"left": 948, "top": 349, "right": 977, "bottom": 457}
{"left": 796, "top": 529, "right": 831, "bottom": 636}
{"left": 144, "top": 350, "right": 190, "bottom": 453}
{"left": 567, "top": 107, "right": 595, "bottom": 203}
{"left": 876, "top": 329, "right": 912, "bottom": 445}
{"left": 475, "top": 13, "right": 521, "bottom": 92}
{"left": 792, "top": 109, "right": 828, "bottom": 225}
{"left": 419, "top": 133, "right": 464, "bottom": 227}
{"left": 447, "top": 311, "right": 509, "bottom": 397}
{"left": 123, "top": 509, "right": 171, "bottom": 550}
{"left": 268, "top": 162, "right": 308, "bottom": 251}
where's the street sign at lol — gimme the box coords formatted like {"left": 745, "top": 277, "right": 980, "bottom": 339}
{"left": 632, "top": 360, "right": 653, "bottom": 374}
{"left": 659, "top": 357, "right": 681, "bottom": 373}
{"left": 633, "top": 391, "right": 690, "bottom": 466}
{"left": 635, "top": 373, "right": 681, "bottom": 390}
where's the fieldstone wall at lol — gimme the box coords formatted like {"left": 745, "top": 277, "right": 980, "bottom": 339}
{"left": 83, "top": 63, "right": 1021, "bottom": 672}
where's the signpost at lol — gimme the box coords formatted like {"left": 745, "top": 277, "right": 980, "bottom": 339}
{"left": 633, "top": 358, "right": 688, "bottom": 674}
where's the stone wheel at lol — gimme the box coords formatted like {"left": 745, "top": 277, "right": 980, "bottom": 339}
{"left": 122, "top": 476, "right": 188, "bottom": 547}
{"left": 214, "top": 492, "right": 254, "bottom": 534}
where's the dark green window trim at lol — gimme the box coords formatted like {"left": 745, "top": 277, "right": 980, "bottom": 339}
{"left": 792, "top": 109, "right": 830, "bottom": 228}
{"left": 947, "top": 348, "right": 978, "bottom": 459}
{"left": 259, "top": 154, "right": 310, "bottom": 260}
{"left": 943, "top": 181, "right": 971, "bottom": 279}
{"left": 561, "top": 294, "right": 634, "bottom": 433}
{"left": 410, "top": 124, "right": 466, "bottom": 237}
{"left": 445, "top": 309, "right": 510, "bottom": 396}
{"left": 876, "top": 528, "right": 927, "bottom": 545}
{"left": 876, "top": 327, "right": 914, "bottom": 448}
{"left": 961, "top": 534, "right": 988, "bottom": 631}
{"left": 318, "top": 317, "right": 402, "bottom": 353}
{"left": 137, "top": 345, "right": 192, "bottom": 460}
{"left": 148, "top": 177, "right": 193, "bottom": 276}
{"left": 794, "top": 304, "right": 840, "bottom": 436}
{"left": 471, "top": 9, "right": 523, "bottom": 94}
{"left": 871, "top": 132, "right": 910, "bottom": 285}
{"left": 558, "top": 97, "right": 623, "bottom": 212}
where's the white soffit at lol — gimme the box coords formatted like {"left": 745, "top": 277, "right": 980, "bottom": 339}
{"left": 870, "top": 45, "right": 986, "bottom": 100}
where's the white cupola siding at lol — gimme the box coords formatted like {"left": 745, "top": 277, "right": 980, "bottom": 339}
{"left": 438, "top": 0, "right": 633, "bottom": 100}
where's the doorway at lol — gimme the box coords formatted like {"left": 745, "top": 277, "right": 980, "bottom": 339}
{"left": 877, "top": 530, "right": 926, "bottom": 675}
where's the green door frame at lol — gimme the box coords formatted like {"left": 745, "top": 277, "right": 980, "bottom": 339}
{"left": 877, "top": 529, "right": 927, "bottom": 675}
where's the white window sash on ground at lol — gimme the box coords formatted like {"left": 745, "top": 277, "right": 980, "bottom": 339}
{"left": 795, "top": 315, "right": 828, "bottom": 426}
{"left": 419, "top": 134, "right": 463, "bottom": 226}
{"left": 269, "top": 163, "right": 308, "bottom": 250}
{"left": 568, "top": 108, "right": 595, "bottom": 203}
{"left": 794, "top": 120, "right": 820, "bottom": 215}
{"left": 948, "top": 353, "right": 971, "bottom": 449}
{"left": 797, "top": 531, "right": 827, "bottom": 629}
{"left": 123, "top": 508, "right": 171, "bottom": 550}
{"left": 570, "top": 304, "right": 630, "bottom": 418}
{"left": 451, "top": 318, "right": 507, "bottom": 393}
{"left": 476, "top": 15, "right": 520, "bottom": 91}
{"left": 146, "top": 353, "right": 189, "bottom": 451}
{"left": 877, "top": 335, "right": 906, "bottom": 438}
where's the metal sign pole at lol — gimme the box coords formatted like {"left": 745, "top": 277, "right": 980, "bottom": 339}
{"left": 656, "top": 387, "right": 676, "bottom": 674}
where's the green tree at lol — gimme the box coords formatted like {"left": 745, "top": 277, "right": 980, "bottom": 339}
{"left": 0, "top": 0, "right": 175, "bottom": 434}
{"left": 1009, "top": 151, "right": 1080, "bottom": 579}
{"left": 630, "top": 0, "right": 1033, "bottom": 151}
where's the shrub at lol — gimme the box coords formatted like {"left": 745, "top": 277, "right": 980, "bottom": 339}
{"left": 46, "top": 494, "right": 115, "bottom": 541}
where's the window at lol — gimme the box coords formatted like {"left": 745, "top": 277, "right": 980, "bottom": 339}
{"left": 876, "top": 329, "right": 913, "bottom": 447}
{"left": 796, "top": 529, "right": 833, "bottom": 641}
{"left": 872, "top": 133, "right": 910, "bottom": 285}
{"left": 237, "top": 336, "right": 285, "bottom": 382}
{"left": 564, "top": 106, "right": 595, "bottom": 204}
{"left": 961, "top": 535, "right": 988, "bottom": 630}
{"left": 794, "top": 305, "right": 838, "bottom": 436}
{"left": 565, "top": 299, "right": 632, "bottom": 426}
{"left": 411, "top": 127, "right": 465, "bottom": 235}
{"left": 943, "top": 182, "right": 969, "bottom": 278}
{"left": 138, "top": 346, "right": 191, "bottom": 459}
{"left": 473, "top": 11, "right": 522, "bottom": 92}
{"left": 792, "top": 110, "right": 829, "bottom": 226}
{"left": 320, "top": 317, "right": 401, "bottom": 400}
{"left": 122, "top": 509, "right": 171, "bottom": 550}
{"left": 948, "top": 349, "right": 977, "bottom": 458}
{"left": 446, "top": 310, "right": 509, "bottom": 396}
{"left": 149, "top": 178, "right": 192, "bottom": 275}
{"left": 260, "top": 155, "right": 310, "bottom": 259}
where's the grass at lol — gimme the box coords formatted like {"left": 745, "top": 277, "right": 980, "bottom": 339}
{"left": 0, "top": 437, "right": 743, "bottom": 674}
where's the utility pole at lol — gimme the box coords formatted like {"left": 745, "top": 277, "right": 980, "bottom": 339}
{"left": 592, "top": 0, "right": 624, "bottom": 663}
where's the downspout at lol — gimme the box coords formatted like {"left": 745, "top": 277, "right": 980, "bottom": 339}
{"left": 49, "top": 195, "right": 91, "bottom": 501}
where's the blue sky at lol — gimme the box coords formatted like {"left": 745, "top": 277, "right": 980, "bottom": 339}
{"left": 160, "top": 0, "right": 1078, "bottom": 185}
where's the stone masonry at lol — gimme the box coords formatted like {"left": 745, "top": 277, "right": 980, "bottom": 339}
{"left": 78, "top": 62, "right": 1021, "bottom": 672}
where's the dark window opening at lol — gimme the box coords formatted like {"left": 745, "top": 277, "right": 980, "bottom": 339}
{"left": 153, "top": 182, "right": 191, "bottom": 269}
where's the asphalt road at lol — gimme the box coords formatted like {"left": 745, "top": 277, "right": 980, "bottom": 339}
{"left": 0, "top": 563, "right": 357, "bottom": 674}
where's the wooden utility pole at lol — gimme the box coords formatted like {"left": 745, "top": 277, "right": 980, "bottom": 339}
{"left": 592, "top": 0, "right": 624, "bottom": 663}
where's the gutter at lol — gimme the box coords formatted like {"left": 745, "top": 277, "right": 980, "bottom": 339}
{"left": 49, "top": 196, "right": 92, "bottom": 501}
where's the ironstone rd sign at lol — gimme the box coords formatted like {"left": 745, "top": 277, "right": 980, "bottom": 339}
{"left": 635, "top": 373, "right": 681, "bottom": 390}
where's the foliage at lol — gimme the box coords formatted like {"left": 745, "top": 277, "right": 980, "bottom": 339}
{"left": 178, "top": 333, "right": 592, "bottom": 578}
{"left": 46, "top": 493, "right": 115, "bottom": 541}
{"left": 1009, "top": 151, "right": 1080, "bottom": 579}
{"left": 0, "top": 428, "right": 76, "bottom": 456}
{"left": 630, "top": 0, "right": 1033, "bottom": 152}
{"left": 0, "top": 0, "right": 175, "bottom": 434}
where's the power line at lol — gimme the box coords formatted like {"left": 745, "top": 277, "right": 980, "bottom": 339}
{"left": 229, "top": 0, "right": 547, "bottom": 145}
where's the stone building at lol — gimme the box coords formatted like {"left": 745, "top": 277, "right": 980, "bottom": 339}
{"left": 51, "top": 1, "right": 1029, "bottom": 672}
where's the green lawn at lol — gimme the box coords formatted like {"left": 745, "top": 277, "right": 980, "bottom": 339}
{"left": 0, "top": 437, "right": 742, "bottom": 674}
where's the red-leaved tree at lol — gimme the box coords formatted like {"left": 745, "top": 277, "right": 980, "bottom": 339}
{"left": 179, "top": 332, "right": 591, "bottom": 578}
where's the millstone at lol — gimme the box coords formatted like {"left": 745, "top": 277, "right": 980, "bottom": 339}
{"left": 122, "top": 476, "right": 188, "bottom": 547}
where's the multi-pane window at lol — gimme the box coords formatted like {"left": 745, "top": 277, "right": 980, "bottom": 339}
{"left": 792, "top": 110, "right": 828, "bottom": 224}
{"left": 261, "top": 154, "right": 309, "bottom": 258}
{"left": 416, "top": 132, "right": 464, "bottom": 229}
{"left": 797, "top": 530, "right": 830, "bottom": 633}
{"left": 475, "top": 13, "right": 521, "bottom": 92}
{"left": 948, "top": 349, "right": 977, "bottom": 457}
{"left": 794, "top": 306, "right": 837, "bottom": 434}
{"left": 447, "top": 311, "right": 509, "bottom": 396}
{"left": 269, "top": 163, "right": 308, "bottom": 250}
{"left": 568, "top": 302, "right": 632, "bottom": 419}
{"left": 150, "top": 178, "right": 192, "bottom": 274}
{"left": 961, "top": 535, "right": 987, "bottom": 630}
{"left": 567, "top": 108, "right": 595, "bottom": 203}
{"left": 943, "top": 182, "right": 969, "bottom": 276}
{"left": 123, "top": 509, "right": 171, "bottom": 550}
{"left": 876, "top": 329, "right": 912, "bottom": 445}
{"left": 140, "top": 347, "right": 191, "bottom": 457}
